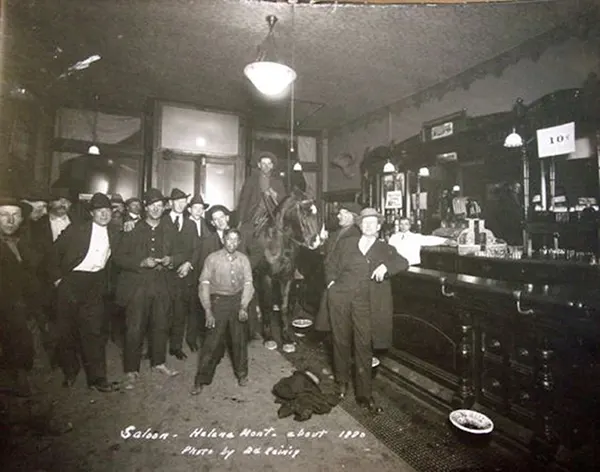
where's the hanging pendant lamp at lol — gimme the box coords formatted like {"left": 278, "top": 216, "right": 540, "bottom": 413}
{"left": 244, "top": 15, "right": 296, "bottom": 97}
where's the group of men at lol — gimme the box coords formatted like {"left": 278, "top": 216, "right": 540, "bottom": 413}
{"left": 0, "top": 149, "right": 290, "bottom": 400}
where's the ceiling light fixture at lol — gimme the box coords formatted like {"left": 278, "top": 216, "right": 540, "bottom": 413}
{"left": 293, "top": 162, "right": 302, "bottom": 171}
{"left": 383, "top": 160, "right": 396, "bottom": 173}
{"left": 88, "top": 144, "right": 100, "bottom": 155}
{"left": 418, "top": 167, "right": 430, "bottom": 177}
{"left": 504, "top": 127, "right": 524, "bottom": 148}
{"left": 244, "top": 15, "right": 296, "bottom": 97}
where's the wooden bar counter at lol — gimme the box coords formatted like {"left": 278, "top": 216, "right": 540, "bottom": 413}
{"left": 385, "top": 262, "right": 600, "bottom": 468}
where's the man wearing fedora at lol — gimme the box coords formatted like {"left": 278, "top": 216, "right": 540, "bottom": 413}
{"left": 114, "top": 188, "right": 183, "bottom": 389}
{"left": 0, "top": 195, "right": 46, "bottom": 396}
{"left": 184, "top": 194, "right": 211, "bottom": 352}
{"left": 325, "top": 208, "right": 409, "bottom": 414}
{"left": 123, "top": 197, "right": 143, "bottom": 232}
{"left": 48, "top": 192, "right": 120, "bottom": 392}
{"left": 164, "top": 188, "right": 198, "bottom": 360}
{"left": 315, "top": 202, "right": 362, "bottom": 333}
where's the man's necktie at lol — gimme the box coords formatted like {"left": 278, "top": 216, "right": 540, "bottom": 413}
{"left": 175, "top": 215, "right": 182, "bottom": 231}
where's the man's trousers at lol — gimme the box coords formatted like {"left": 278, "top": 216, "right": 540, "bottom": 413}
{"left": 124, "top": 275, "right": 171, "bottom": 373}
{"left": 194, "top": 293, "right": 247, "bottom": 385}
{"left": 55, "top": 271, "right": 108, "bottom": 384}
{"left": 327, "top": 282, "right": 373, "bottom": 399}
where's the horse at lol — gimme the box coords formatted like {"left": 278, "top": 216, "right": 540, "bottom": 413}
{"left": 243, "top": 189, "right": 323, "bottom": 353}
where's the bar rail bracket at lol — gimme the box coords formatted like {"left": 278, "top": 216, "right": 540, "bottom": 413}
{"left": 513, "top": 290, "right": 534, "bottom": 315}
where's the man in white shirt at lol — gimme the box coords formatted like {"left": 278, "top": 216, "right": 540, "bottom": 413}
{"left": 49, "top": 193, "right": 120, "bottom": 393}
{"left": 388, "top": 217, "right": 452, "bottom": 266}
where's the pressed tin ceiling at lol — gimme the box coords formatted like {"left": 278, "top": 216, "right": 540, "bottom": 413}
{"left": 2, "top": 0, "right": 591, "bottom": 131}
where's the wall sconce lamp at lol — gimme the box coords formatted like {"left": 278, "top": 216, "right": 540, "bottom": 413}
{"left": 504, "top": 127, "right": 524, "bottom": 148}
{"left": 293, "top": 161, "right": 303, "bottom": 171}
{"left": 418, "top": 167, "right": 430, "bottom": 177}
{"left": 244, "top": 15, "right": 297, "bottom": 97}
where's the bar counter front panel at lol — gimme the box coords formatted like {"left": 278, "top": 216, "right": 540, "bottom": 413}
{"left": 387, "top": 262, "right": 600, "bottom": 466}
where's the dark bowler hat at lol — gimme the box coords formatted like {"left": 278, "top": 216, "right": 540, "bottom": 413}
{"left": 206, "top": 204, "right": 231, "bottom": 221}
{"left": 125, "top": 197, "right": 141, "bottom": 206}
{"left": 89, "top": 193, "right": 111, "bottom": 210}
{"left": 0, "top": 195, "right": 32, "bottom": 218}
{"left": 169, "top": 188, "right": 190, "bottom": 201}
{"left": 111, "top": 193, "right": 124, "bottom": 204}
{"left": 143, "top": 188, "right": 167, "bottom": 206}
{"left": 21, "top": 189, "right": 50, "bottom": 202}
{"left": 339, "top": 202, "right": 362, "bottom": 216}
{"left": 49, "top": 187, "right": 72, "bottom": 202}
{"left": 189, "top": 194, "right": 209, "bottom": 209}
{"left": 355, "top": 207, "right": 384, "bottom": 224}
{"left": 251, "top": 150, "right": 278, "bottom": 168}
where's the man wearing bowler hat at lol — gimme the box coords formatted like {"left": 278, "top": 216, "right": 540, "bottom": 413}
{"left": 0, "top": 195, "right": 46, "bottom": 396}
{"left": 48, "top": 192, "right": 120, "bottom": 392}
{"left": 325, "top": 208, "right": 408, "bottom": 414}
{"left": 114, "top": 188, "right": 183, "bottom": 389}
{"left": 185, "top": 194, "right": 211, "bottom": 352}
{"left": 164, "top": 188, "right": 197, "bottom": 360}
{"left": 315, "top": 201, "right": 362, "bottom": 333}
{"left": 123, "top": 197, "right": 143, "bottom": 232}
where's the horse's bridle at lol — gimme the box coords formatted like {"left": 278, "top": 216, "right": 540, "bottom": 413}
{"left": 259, "top": 192, "right": 318, "bottom": 248}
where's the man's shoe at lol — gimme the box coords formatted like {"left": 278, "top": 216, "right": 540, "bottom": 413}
{"left": 62, "top": 376, "right": 77, "bottom": 388}
{"left": 190, "top": 384, "right": 204, "bottom": 396}
{"left": 335, "top": 381, "right": 348, "bottom": 399}
{"left": 152, "top": 364, "right": 179, "bottom": 377}
{"left": 357, "top": 396, "right": 383, "bottom": 415}
{"left": 123, "top": 372, "right": 139, "bottom": 390}
{"left": 238, "top": 376, "right": 248, "bottom": 387}
{"left": 89, "top": 379, "right": 120, "bottom": 393}
{"left": 169, "top": 349, "right": 188, "bottom": 360}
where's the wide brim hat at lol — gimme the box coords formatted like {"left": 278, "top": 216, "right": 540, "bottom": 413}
{"left": 339, "top": 202, "right": 362, "bottom": 216}
{"left": 49, "top": 187, "right": 72, "bottom": 202}
{"left": 206, "top": 204, "right": 231, "bottom": 222}
{"left": 169, "top": 188, "right": 190, "bottom": 201}
{"left": 111, "top": 193, "right": 125, "bottom": 204}
{"left": 88, "top": 192, "right": 112, "bottom": 211}
{"left": 125, "top": 197, "right": 141, "bottom": 206}
{"left": 251, "top": 150, "right": 278, "bottom": 168}
{"left": 143, "top": 188, "right": 167, "bottom": 206}
{"left": 355, "top": 207, "right": 384, "bottom": 224}
{"left": 189, "top": 194, "right": 209, "bottom": 209}
{"left": 0, "top": 196, "right": 32, "bottom": 219}
{"left": 21, "top": 189, "right": 50, "bottom": 203}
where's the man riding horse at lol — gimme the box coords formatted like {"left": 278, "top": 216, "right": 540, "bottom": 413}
{"left": 237, "top": 150, "right": 286, "bottom": 266}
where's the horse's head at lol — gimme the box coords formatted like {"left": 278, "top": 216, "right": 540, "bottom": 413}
{"left": 280, "top": 190, "right": 323, "bottom": 250}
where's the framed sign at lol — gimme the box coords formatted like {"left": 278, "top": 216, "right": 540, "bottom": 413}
{"left": 536, "top": 122, "right": 576, "bottom": 158}
{"left": 386, "top": 190, "right": 403, "bottom": 209}
{"left": 421, "top": 110, "right": 468, "bottom": 143}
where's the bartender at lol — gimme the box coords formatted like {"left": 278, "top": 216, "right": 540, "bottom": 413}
{"left": 388, "top": 217, "right": 454, "bottom": 266}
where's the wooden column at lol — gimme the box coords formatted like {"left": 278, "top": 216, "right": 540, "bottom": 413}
{"left": 452, "top": 309, "right": 475, "bottom": 408}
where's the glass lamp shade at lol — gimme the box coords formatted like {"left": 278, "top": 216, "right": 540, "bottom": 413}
{"left": 88, "top": 144, "right": 100, "bottom": 155}
{"left": 383, "top": 160, "right": 396, "bottom": 173}
{"left": 418, "top": 167, "right": 430, "bottom": 177}
{"left": 504, "top": 128, "right": 524, "bottom": 148}
{"left": 293, "top": 162, "right": 303, "bottom": 171}
{"left": 244, "top": 61, "right": 297, "bottom": 97}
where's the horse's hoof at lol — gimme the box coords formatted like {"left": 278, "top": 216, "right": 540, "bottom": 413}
{"left": 282, "top": 344, "right": 296, "bottom": 353}
{"left": 264, "top": 340, "right": 278, "bottom": 351}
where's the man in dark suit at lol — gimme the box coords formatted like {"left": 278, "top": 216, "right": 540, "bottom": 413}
{"left": 123, "top": 197, "right": 143, "bottom": 232}
{"left": 114, "top": 188, "right": 183, "bottom": 390}
{"left": 0, "top": 196, "right": 45, "bottom": 396}
{"left": 184, "top": 194, "right": 210, "bottom": 352}
{"left": 163, "top": 188, "right": 197, "bottom": 360}
{"left": 315, "top": 202, "right": 362, "bottom": 333}
{"left": 48, "top": 193, "right": 120, "bottom": 392}
{"left": 325, "top": 208, "right": 409, "bottom": 414}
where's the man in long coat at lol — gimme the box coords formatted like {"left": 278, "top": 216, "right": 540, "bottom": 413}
{"left": 315, "top": 202, "right": 362, "bottom": 332}
{"left": 325, "top": 208, "right": 409, "bottom": 414}
{"left": 0, "top": 196, "right": 45, "bottom": 396}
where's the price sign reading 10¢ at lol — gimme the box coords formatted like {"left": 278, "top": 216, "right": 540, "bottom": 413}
{"left": 536, "top": 122, "right": 576, "bottom": 158}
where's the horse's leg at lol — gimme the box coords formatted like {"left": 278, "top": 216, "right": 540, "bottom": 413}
{"left": 259, "top": 274, "right": 277, "bottom": 350}
{"left": 280, "top": 278, "right": 296, "bottom": 352}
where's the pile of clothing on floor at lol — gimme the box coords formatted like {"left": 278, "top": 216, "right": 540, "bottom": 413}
{"left": 272, "top": 368, "right": 341, "bottom": 422}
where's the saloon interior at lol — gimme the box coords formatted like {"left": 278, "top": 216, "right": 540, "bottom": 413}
{"left": 2, "top": 0, "right": 600, "bottom": 471}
